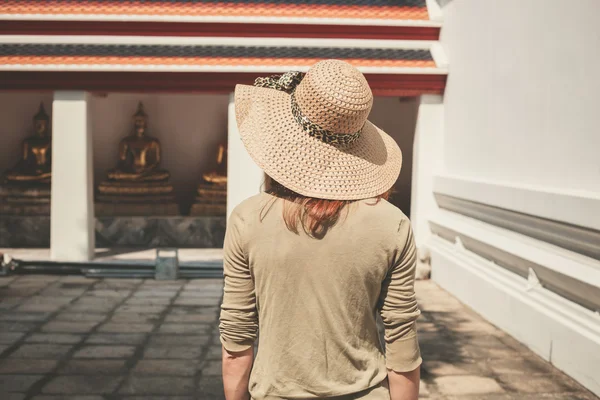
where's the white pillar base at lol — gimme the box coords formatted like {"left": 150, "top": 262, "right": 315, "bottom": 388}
{"left": 226, "top": 93, "right": 264, "bottom": 218}
{"left": 50, "top": 91, "right": 95, "bottom": 262}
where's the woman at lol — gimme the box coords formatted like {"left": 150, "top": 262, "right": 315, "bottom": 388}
{"left": 220, "top": 60, "right": 421, "bottom": 400}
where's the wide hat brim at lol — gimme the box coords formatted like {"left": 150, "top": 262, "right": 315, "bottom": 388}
{"left": 234, "top": 84, "right": 403, "bottom": 201}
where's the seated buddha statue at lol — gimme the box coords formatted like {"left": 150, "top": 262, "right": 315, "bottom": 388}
{"left": 106, "top": 102, "right": 169, "bottom": 182}
{"left": 4, "top": 103, "right": 52, "bottom": 184}
{"left": 96, "top": 102, "right": 177, "bottom": 216}
{"left": 201, "top": 143, "right": 227, "bottom": 185}
{"left": 190, "top": 142, "right": 228, "bottom": 216}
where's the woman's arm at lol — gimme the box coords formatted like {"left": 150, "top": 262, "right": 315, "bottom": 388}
{"left": 222, "top": 347, "right": 254, "bottom": 400}
{"left": 378, "top": 219, "right": 422, "bottom": 400}
{"left": 388, "top": 367, "right": 420, "bottom": 400}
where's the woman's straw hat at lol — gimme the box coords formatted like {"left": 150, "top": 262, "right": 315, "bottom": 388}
{"left": 234, "top": 59, "right": 402, "bottom": 201}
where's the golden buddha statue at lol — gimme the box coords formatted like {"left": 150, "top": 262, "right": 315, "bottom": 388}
{"left": 0, "top": 103, "right": 52, "bottom": 216}
{"left": 201, "top": 143, "right": 227, "bottom": 185}
{"left": 96, "top": 102, "right": 178, "bottom": 216}
{"left": 190, "top": 142, "right": 228, "bottom": 216}
{"left": 106, "top": 102, "right": 169, "bottom": 182}
{"left": 5, "top": 103, "right": 52, "bottom": 184}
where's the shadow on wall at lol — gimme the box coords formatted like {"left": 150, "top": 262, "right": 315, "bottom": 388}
{"left": 369, "top": 96, "right": 419, "bottom": 216}
{"left": 436, "top": 0, "right": 454, "bottom": 7}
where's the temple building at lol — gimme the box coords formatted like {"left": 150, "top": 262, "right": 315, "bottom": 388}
{"left": 0, "top": 0, "right": 599, "bottom": 396}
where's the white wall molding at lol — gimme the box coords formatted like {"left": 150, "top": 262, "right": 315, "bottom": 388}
{"left": 430, "top": 210, "right": 600, "bottom": 291}
{"left": 433, "top": 174, "right": 600, "bottom": 231}
{"left": 429, "top": 235, "right": 600, "bottom": 397}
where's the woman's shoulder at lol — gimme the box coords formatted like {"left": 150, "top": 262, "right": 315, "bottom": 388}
{"left": 230, "top": 192, "right": 275, "bottom": 220}
{"left": 354, "top": 198, "right": 411, "bottom": 232}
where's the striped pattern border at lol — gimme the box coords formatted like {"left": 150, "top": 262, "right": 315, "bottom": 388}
{"left": 0, "top": 0, "right": 429, "bottom": 20}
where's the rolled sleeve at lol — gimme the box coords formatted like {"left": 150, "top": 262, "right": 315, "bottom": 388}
{"left": 219, "top": 209, "right": 258, "bottom": 353}
{"left": 379, "top": 219, "right": 422, "bottom": 372}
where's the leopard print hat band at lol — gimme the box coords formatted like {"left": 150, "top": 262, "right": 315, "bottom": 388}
{"left": 254, "top": 71, "right": 362, "bottom": 146}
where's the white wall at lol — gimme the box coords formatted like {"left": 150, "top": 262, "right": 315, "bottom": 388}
{"left": 441, "top": 0, "right": 600, "bottom": 194}
{"left": 434, "top": 1, "right": 600, "bottom": 394}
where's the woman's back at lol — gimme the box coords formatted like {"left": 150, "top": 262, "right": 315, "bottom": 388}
{"left": 220, "top": 193, "right": 421, "bottom": 399}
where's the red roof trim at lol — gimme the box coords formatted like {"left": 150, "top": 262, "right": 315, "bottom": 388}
{"left": 0, "top": 71, "right": 446, "bottom": 96}
{"left": 0, "top": 20, "right": 440, "bottom": 41}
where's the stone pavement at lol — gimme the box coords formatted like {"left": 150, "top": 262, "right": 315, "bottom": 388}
{"left": 0, "top": 274, "right": 596, "bottom": 400}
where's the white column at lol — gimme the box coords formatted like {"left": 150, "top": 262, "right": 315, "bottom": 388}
{"left": 226, "top": 93, "right": 264, "bottom": 218}
{"left": 50, "top": 91, "right": 95, "bottom": 261}
{"left": 410, "top": 94, "right": 444, "bottom": 250}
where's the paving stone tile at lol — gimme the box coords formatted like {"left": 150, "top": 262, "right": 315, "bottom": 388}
{"left": 95, "top": 278, "right": 142, "bottom": 288}
{"left": 60, "top": 359, "right": 127, "bottom": 375}
{"left": 133, "top": 291, "right": 178, "bottom": 299}
{"left": 132, "top": 359, "right": 200, "bottom": 376}
{"left": 59, "top": 276, "right": 98, "bottom": 284}
{"left": 26, "top": 333, "right": 84, "bottom": 344}
{"left": 434, "top": 375, "right": 504, "bottom": 395}
{"left": 39, "top": 288, "right": 87, "bottom": 297}
{"left": 0, "top": 297, "right": 26, "bottom": 309}
{"left": 72, "top": 297, "right": 121, "bottom": 307}
{"left": 0, "top": 358, "right": 58, "bottom": 373}
{"left": 205, "top": 346, "right": 222, "bottom": 360}
{"left": 143, "top": 346, "right": 204, "bottom": 359}
{"left": 157, "top": 324, "right": 208, "bottom": 334}
{"left": 87, "top": 289, "right": 132, "bottom": 298}
{"left": 16, "top": 303, "right": 65, "bottom": 312}
{"left": 98, "top": 322, "right": 155, "bottom": 333}
{"left": 42, "top": 375, "right": 122, "bottom": 394}
{"left": 119, "top": 397, "right": 195, "bottom": 400}
{"left": 178, "top": 290, "right": 222, "bottom": 298}
{"left": 0, "top": 332, "right": 25, "bottom": 344}
{"left": 423, "top": 360, "right": 489, "bottom": 377}
{"left": 163, "top": 314, "right": 217, "bottom": 324}
{"left": 9, "top": 344, "right": 73, "bottom": 359}
{"left": 147, "top": 335, "right": 211, "bottom": 347}
{"left": 32, "top": 396, "right": 105, "bottom": 400}
{"left": 41, "top": 321, "right": 98, "bottom": 333}
{"left": 170, "top": 306, "right": 219, "bottom": 315}
{"left": 86, "top": 333, "right": 147, "bottom": 345}
{"left": 125, "top": 297, "right": 172, "bottom": 306}
{"left": 21, "top": 296, "right": 74, "bottom": 306}
{"left": 73, "top": 345, "right": 136, "bottom": 359}
{"left": 119, "top": 376, "right": 195, "bottom": 395}
{"left": 110, "top": 312, "right": 161, "bottom": 324}
{"left": 0, "top": 321, "right": 39, "bottom": 332}
{"left": 0, "top": 344, "right": 12, "bottom": 354}
{"left": 116, "top": 305, "right": 166, "bottom": 314}
{"left": 201, "top": 360, "right": 221, "bottom": 376}
{"left": 174, "top": 297, "right": 219, "bottom": 306}
{"left": 54, "top": 313, "right": 107, "bottom": 322}
{"left": 0, "top": 277, "right": 18, "bottom": 287}
{"left": 0, "top": 374, "right": 44, "bottom": 391}
{"left": 196, "top": 378, "right": 225, "bottom": 399}
{"left": 66, "top": 303, "right": 118, "bottom": 313}
{"left": 0, "top": 394, "right": 26, "bottom": 400}
{"left": 497, "top": 374, "right": 581, "bottom": 394}
{"left": 0, "top": 312, "right": 50, "bottom": 322}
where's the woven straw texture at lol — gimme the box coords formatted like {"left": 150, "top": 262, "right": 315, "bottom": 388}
{"left": 235, "top": 60, "right": 402, "bottom": 201}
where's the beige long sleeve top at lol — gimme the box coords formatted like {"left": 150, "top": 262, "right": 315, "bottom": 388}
{"left": 219, "top": 193, "right": 421, "bottom": 400}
